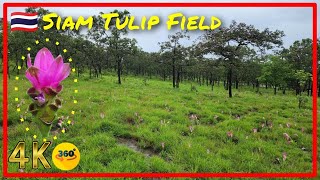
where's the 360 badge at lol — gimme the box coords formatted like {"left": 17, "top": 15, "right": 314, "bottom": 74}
{"left": 52, "top": 142, "right": 80, "bottom": 171}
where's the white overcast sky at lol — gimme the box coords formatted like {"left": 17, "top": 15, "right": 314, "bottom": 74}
{"left": 1, "top": 0, "right": 319, "bottom": 52}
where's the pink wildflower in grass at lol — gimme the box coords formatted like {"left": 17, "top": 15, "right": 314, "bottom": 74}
{"left": 282, "top": 152, "right": 287, "bottom": 161}
{"left": 283, "top": 133, "right": 291, "bottom": 142}
{"left": 252, "top": 128, "right": 257, "bottom": 133}
{"left": 57, "top": 119, "right": 63, "bottom": 128}
{"left": 286, "top": 123, "right": 291, "bottom": 128}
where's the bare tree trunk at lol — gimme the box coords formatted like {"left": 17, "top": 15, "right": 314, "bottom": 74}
{"left": 235, "top": 79, "right": 239, "bottom": 89}
{"left": 172, "top": 61, "right": 176, "bottom": 88}
{"left": 307, "top": 79, "right": 311, "bottom": 96}
{"left": 176, "top": 68, "right": 180, "bottom": 88}
{"left": 228, "top": 67, "right": 232, "bottom": 98}
{"left": 211, "top": 80, "right": 214, "bottom": 92}
{"left": 117, "top": 58, "right": 122, "bottom": 84}
{"left": 295, "top": 80, "right": 300, "bottom": 95}
{"left": 7, "top": 65, "right": 10, "bottom": 79}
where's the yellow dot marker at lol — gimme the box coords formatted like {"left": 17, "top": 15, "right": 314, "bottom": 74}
{"left": 46, "top": 38, "right": 50, "bottom": 42}
{"left": 43, "top": 138, "right": 47, "bottom": 142}
{"left": 73, "top": 100, "right": 77, "bottom": 104}
{"left": 15, "top": 98, "right": 19, "bottom": 101}
{"left": 61, "top": 129, "right": 66, "bottom": 133}
{"left": 14, "top": 87, "right": 18, "bottom": 91}
{"left": 21, "top": 56, "right": 25, "bottom": 60}
{"left": 20, "top": 118, "right": 24, "bottom": 122}
{"left": 17, "top": 108, "right": 20, "bottom": 112}
{"left": 33, "top": 135, "right": 37, "bottom": 139}
{"left": 74, "top": 89, "right": 78, "bottom": 93}
{"left": 63, "top": 49, "right": 67, "bottom": 53}
{"left": 67, "top": 120, "right": 71, "bottom": 125}
{"left": 56, "top": 41, "right": 60, "bottom": 45}
{"left": 18, "top": 66, "right": 21, "bottom": 70}
{"left": 27, "top": 47, "right": 31, "bottom": 51}
{"left": 53, "top": 136, "right": 57, "bottom": 140}
{"left": 35, "top": 40, "right": 39, "bottom": 44}
{"left": 52, "top": 142, "right": 80, "bottom": 171}
{"left": 74, "top": 79, "right": 78, "bottom": 83}
{"left": 71, "top": 111, "right": 75, "bottom": 115}
{"left": 26, "top": 127, "right": 29, "bottom": 131}
{"left": 72, "top": 68, "right": 76, "bottom": 72}
{"left": 68, "top": 58, "right": 72, "bottom": 62}
{"left": 15, "top": 76, "right": 19, "bottom": 80}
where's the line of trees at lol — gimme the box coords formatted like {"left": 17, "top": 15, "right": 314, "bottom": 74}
{"left": 1, "top": 8, "right": 319, "bottom": 98}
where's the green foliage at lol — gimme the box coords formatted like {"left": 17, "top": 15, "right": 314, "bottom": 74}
{"left": 259, "top": 56, "right": 292, "bottom": 92}
{"left": 294, "top": 70, "right": 312, "bottom": 89}
{"left": 282, "top": 38, "right": 312, "bottom": 72}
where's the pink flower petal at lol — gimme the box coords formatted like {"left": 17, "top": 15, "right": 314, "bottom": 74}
{"left": 34, "top": 48, "right": 55, "bottom": 71}
{"left": 27, "top": 54, "right": 32, "bottom": 68}
{"left": 48, "top": 55, "right": 64, "bottom": 83}
{"left": 25, "top": 67, "right": 41, "bottom": 90}
{"left": 53, "top": 63, "right": 70, "bottom": 85}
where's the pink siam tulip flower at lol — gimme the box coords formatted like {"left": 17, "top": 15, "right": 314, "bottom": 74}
{"left": 57, "top": 119, "right": 63, "bottom": 128}
{"left": 227, "top": 131, "right": 233, "bottom": 138}
{"left": 282, "top": 152, "right": 287, "bottom": 161}
{"left": 283, "top": 133, "right": 291, "bottom": 142}
{"left": 25, "top": 48, "right": 70, "bottom": 137}
{"left": 26, "top": 48, "right": 70, "bottom": 93}
{"left": 252, "top": 128, "right": 257, "bottom": 133}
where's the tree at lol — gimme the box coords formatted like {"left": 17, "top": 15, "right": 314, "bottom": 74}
{"left": 294, "top": 70, "right": 312, "bottom": 96}
{"left": 239, "top": 59, "right": 262, "bottom": 91}
{"left": 258, "top": 56, "right": 292, "bottom": 95}
{"left": 281, "top": 39, "right": 312, "bottom": 95}
{"left": 88, "top": 10, "right": 137, "bottom": 84}
{"left": 159, "top": 31, "right": 190, "bottom": 88}
{"left": 197, "top": 20, "right": 284, "bottom": 97}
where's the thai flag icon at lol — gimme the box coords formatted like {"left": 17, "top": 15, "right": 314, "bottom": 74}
{"left": 10, "top": 12, "right": 38, "bottom": 32}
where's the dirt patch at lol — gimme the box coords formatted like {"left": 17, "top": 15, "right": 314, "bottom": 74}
{"left": 117, "top": 137, "right": 157, "bottom": 157}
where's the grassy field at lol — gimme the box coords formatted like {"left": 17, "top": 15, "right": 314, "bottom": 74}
{"left": 0, "top": 73, "right": 316, "bottom": 179}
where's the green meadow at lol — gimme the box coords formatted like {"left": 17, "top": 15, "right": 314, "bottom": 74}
{"left": 0, "top": 74, "right": 317, "bottom": 179}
